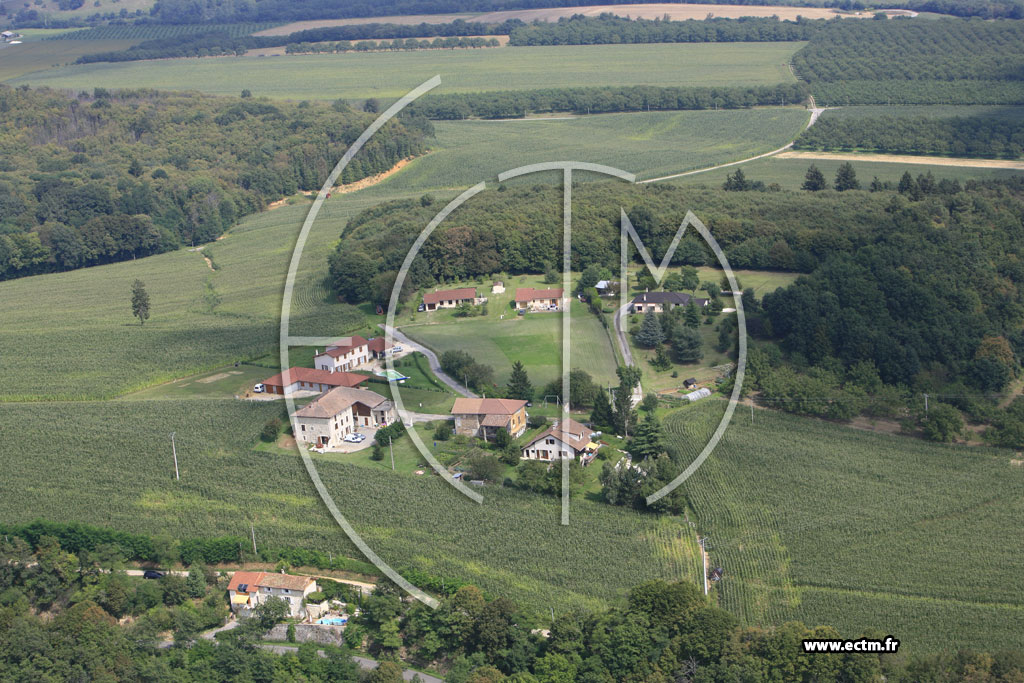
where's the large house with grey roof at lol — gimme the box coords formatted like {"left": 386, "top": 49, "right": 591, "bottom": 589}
{"left": 630, "top": 291, "right": 708, "bottom": 314}
{"left": 291, "top": 386, "right": 395, "bottom": 449}
{"left": 450, "top": 397, "right": 528, "bottom": 439}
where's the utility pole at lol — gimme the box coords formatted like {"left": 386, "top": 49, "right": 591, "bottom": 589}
{"left": 170, "top": 432, "right": 179, "bottom": 481}
{"left": 750, "top": 403, "right": 754, "bottom": 424}
{"left": 389, "top": 435, "right": 395, "bottom": 471}
{"left": 699, "top": 537, "right": 709, "bottom": 596}
{"left": 250, "top": 523, "right": 257, "bottom": 555}
{"left": 923, "top": 393, "right": 929, "bottom": 417}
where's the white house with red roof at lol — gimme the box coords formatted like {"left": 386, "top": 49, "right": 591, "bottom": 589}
{"left": 227, "top": 571, "right": 318, "bottom": 618}
{"left": 521, "top": 417, "right": 600, "bottom": 464}
{"left": 422, "top": 287, "right": 484, "bottom": 311}
{"left": 314, "top": 336, "right": 370, "bottom": 373}
{"left": 514, "top": 287, "right": 565, "bottom": 312}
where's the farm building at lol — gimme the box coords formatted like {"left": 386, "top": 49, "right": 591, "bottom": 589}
{"left": 630, "top": 291, "right": 708, "bottom": 314}
{"left": 228, "top": 571, "right": 318, "bottom": 618}
{"left": 451, "top": 397, "right": 528, "bottom": 439}
{"left": 261, "top": 367, "right": 367, "bottom": 396}
{"left": 292, "top": 386, "right": 395, "bottom": 448}
{"left": 521, "top": 417, "right": 600, "bottom": 463}
{"left": 367, "top": 337, "right": 389, "bottom": 359}
{"left": 314, "top": 336, "right": 370, "bottom": 373}
{"left": 422, "top": 287, "right": 484, "bottom": 311}
{"left": 683, "top": 377, "right": 698, "bottom": 389}
{"left": 514, "top": 287, "right": 565, "bottom": 311}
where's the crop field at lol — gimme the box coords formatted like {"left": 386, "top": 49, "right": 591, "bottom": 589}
{"left": 405, "top": 299, "right": 620, "bottom": 390}
{"left": 0, "top": 39, "right": 140, "bottom": 82}
{"left": 818, "top": 104, "right": 1024, "bottom": 121}
{"left": 10, "top": 42, "right": 802, "bottom": 100}
{"left": 0, "top": 188, "right": 427, "bottom": 401}
{"left": 379, "top": 108, "right": 809, "bottom": 191}
{"left": 665, "top": 402, "right": 1024, "bottom": 652}
{"left": 668, "top": 154, "right": 1024, "bottom": 190}
{"left": 0, "top": 398, "right": 702, "bottom": 615}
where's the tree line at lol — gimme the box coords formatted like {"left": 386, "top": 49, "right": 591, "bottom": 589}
{"left": 405, "top": 83, "right": 810, "bottom": 119}
{"left": 507, "top": 13, "right": 823, "bottom": 45}
{"left": 0, "top": 86, "right": 426, "bottom": 281}
{"left": 286, "top": 36, "right": 502, "bottom": 54}
{"left": 795, "top": 112, "right": 1024, "bottom": 158}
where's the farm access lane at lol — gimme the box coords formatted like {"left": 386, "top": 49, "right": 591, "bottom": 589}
{"left": 380, "top": 324, "right": 476, "bottom": 398}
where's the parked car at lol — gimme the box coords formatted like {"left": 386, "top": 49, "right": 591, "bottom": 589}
{"left": 417, "top": 304, "right": 426, "bottom": 312}
{"left": 253, "top": 383, "right": 265, "bottom": 393}
{"left": 343, "top": 433, "right": 361, "bottom": 443}
{"left": 393, "top": 345, "right": 403, "bottom": 352}
{"left": 143, "top": 570, "right": 164, "bottom": 580}
{"left": 353, "top": 433, "right": 366, "bottom": 442}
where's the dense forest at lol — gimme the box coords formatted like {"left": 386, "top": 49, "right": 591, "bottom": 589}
{"left": 793, "top": 18, "right": 1024, "bottom": 105}
{"left": 331, "top": 176, "right": 1024, "bottom": 400}
{"left": 795, "top": 111, "right": 1024, "bottom": 158}
{"left": 3, "top": 521, "right": 1023, "bottom": 682}
{"left": 0, "top": 86, "right": 427, "bottom": 281}
{"left": 507, "top": 13, "right": 821, "bottom": 45}
{"left": 406, "top": 83, "right": 809, "bottom": 119}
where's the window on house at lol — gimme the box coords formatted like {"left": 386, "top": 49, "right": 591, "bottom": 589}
{"left": 301, "top": 425, "right": 306, "bottom": 431}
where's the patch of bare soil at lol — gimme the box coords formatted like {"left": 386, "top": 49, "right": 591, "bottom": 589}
{"left": 848, "top": 416, "right": 904, "bottom": 436}
{"left": 777, "top": 150, "right": 1024, "bottom": 170}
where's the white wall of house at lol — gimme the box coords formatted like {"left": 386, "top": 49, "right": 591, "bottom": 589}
{"left": 295, "top": 411, "right": 355, "bottom": 448}
{"left": 522, "top": 435, "right": 577, "bottom": 461}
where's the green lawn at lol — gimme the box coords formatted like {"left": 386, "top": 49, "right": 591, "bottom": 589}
{"left": 404, "top": 298, "right": 619, "bottom": 391}
{"left": 9, "top": 42, "right": 802, "bottom": 99}
{"left": 0, "top": 38, "right": 140, "bottom": 82}
{"left": 123, "top": 363, "right": 271, "bottom": 400}
{"left": 380, "top": 108, "right": 809, "bottom": 191}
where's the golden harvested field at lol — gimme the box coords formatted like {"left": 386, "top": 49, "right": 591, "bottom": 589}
{"left": 255, "top": 3, "right": 849, "bottom": 36}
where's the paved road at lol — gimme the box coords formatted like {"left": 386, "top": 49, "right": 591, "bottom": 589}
{"left": 638, "top": 104, "right": 826, "bottom": 184}
{"left": 380, "top": 324, "right": 475, "bottom": 398}
{"left": 613, "top": 303, "right": 635, "bottom": 367}
{"left": 259, "top": 645, "right": 443, "bottom": 682}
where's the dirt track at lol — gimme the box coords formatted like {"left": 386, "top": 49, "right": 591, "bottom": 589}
{"left": 777, "top": 150, "right": 1024, "bottom": 170}
{"left": 254, "top": 3, "right": 848, "bottom": 36}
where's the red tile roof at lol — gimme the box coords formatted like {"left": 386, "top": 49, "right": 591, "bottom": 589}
{"left": 320, "top": 336, "right": 369, "bottom": 357}
{"left": 514, "top": 287, "right": 564, "bottom": 302}
{"left": 227, "top": 571, "right": 314, "bottom": 593}
{"left": 524, "top": 417, "right": 594, "bottom": 452}
{"left": 263, "top": 367, "right": 367, "bottom": 389}
{"left": 367, "top": 337, "right": 387, "bottom": 353}
{"left": 292, "top": 385, "right": 390, "bottom": 419}
{"left": 423, "top": 287, "right": 477, "bottom": 305}
{"left": 451, "top": 397, "right": 527, "bottom": 416}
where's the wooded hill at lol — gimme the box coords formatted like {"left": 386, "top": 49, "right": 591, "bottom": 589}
{"left": 0, "top": 86, "right": 427, "bottom": 281}
{"left": 332, "top": 177, "right": 1024, "bottom": 394}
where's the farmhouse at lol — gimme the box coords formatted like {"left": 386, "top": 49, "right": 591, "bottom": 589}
{"left": 314, "top": 336, "right": 370, "bottom": 372}
{"left": 630, "top": 291, "right": 708, "bottom": 314}
{"left": 451, "top": 397, "right": 528, "bottom": 439}
{"left": 521, "top": 417, "right": 600, "bottom": 463}
{"left": 422, "top": 287, "right": 484, "bottom": 311}
{"left": 292, "top": 386, "right": 395, "bottom": 448}
{"left": 261, "top": 367, "right": 367, "bottom": 396}
{"left": 514, "top": 287, "right": 565, "bottom": 311}
{"left": 228, "top": 571, "right": 318, "bottom": 618}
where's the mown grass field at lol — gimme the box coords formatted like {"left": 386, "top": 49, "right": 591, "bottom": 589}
{"left": 9, "top": 42, "right": 802, "bottom": 99}
{"left": 0, "top": 398, "right": 702, "bottom": 616}
{"left": 0, "top": 188, "right": 423, "bottom": 401}
{"left": 405, "top": 299, "right": 620, "bottom": 390}
{"left": 381, "top": 108, "right": 809, "bottom": 190}
{"left": 669, "top": 154, "right": 1024, "bottom": 190}
{"left": 665, "top": 402, "right": 1024, "bottom": 652}
{"left": 0, "top": 38, "right": 140, "bottom": 81}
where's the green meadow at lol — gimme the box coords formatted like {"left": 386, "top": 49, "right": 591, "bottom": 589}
{"left": 9, "top": 42, "right": 802, "bottom": 99}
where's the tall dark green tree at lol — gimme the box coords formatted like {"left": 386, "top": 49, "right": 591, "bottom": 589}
{"left": 635, "top": 310, "right": 665, "bottom": 348}
{"left": 672, "top": 325, "right": 703, "bottom": 364}
{"left": 590, "top": 388, "right": 614, "bottom": 429}
{"left": 130, "top": 279, "right": 150, "bottom": 325}
{"left": 834, "top": 162, "right": 860, "bottom": 191}
{"left": 506, "top": 361, "right": 533, "bottom": 401}
{"left": 612, "top": 365, "right": 642, "bottom": 437}
{"left": 801, "top": 164, "right": 828, "bottom": 191}
{"left": 684, "top": 301, "right": 701, "bottom": 329}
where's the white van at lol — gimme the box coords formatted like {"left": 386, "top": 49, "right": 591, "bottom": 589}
{"left": 253, "top": 383, "right": 266, "bottom": 393}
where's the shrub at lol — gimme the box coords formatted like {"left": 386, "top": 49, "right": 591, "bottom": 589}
{"left": 260, "top": 417, "right": 282, "bottom": 442}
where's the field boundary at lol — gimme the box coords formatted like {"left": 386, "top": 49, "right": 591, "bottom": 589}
{"left": 777, "top": 150, "right": 1024, "bottom": 169}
